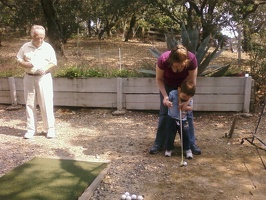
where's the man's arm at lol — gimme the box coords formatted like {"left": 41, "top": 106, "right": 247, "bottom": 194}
{"left": 156, "top": 64, "right": 172, "bottom": 107}
{"left": 186, "top": 68, "right": 198, "bottom": 86}
{"left": 17, "top": 60, "right": 33, "bottom": 69}
{"left": 180, "top": 68, "right": 197, "bottom": 110}
{"left": 36, "top": 63, "right": 56, "bottom": 75}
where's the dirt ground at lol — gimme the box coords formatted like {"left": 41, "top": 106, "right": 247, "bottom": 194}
{"left": 1, "top": 105, "right": 266, "bottom": 200}
{"left": 0, "top": 38, "right": 266, "bottom": 200}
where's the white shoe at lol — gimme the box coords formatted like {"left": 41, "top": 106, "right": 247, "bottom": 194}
{"left": 47, "top": 130, "right": 55, "bottom": 139}
{"left": 165, "top": 150, "right": 172, "bottom": 157}
{"left": 23, "top": 131, "right": 35, "bottom": 139}
{"left": 186, "top": 149, "right": 193, "bottom": 159}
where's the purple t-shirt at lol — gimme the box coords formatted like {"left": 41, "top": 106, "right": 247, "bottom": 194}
{"left": 157, "top": 51, "right": 198, "bottom": 88}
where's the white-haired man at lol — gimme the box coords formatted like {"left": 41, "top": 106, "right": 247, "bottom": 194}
{"left": 17, "top": 25, "right": 57, "bottom": 139}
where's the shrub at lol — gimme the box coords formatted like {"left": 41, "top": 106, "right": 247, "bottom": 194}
{"left": 53, "top": 65, "right": 152, "bottom": 78}
{"left": 249, "top": 42, "right": 266, "bottom": 103}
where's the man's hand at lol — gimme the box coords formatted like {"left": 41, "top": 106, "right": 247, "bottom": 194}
{"left": 163, "top": 96, "right": 173, "bottom": 107}
{"left": 23, "top": 55, "right": 30, "bottom": 62}
{"left": 19, "top": 61, "right": 33, "bottom": 69}
{"left": 36, "top": 68, "right": 46, "bottom": 75}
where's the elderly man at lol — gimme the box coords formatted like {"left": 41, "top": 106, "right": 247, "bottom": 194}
{"left": 17, "top": 25, "right": 57, "bottom": 139}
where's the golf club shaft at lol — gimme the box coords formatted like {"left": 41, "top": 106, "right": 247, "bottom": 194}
{"left": 180, "top": 109, "right": 184, "bottom": 164}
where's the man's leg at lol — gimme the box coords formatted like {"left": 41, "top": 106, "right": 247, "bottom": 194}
{"left": 23, "top": 75, "right": 37, "bottom": 138}
{"left": 187, "top": 111, "right": 201, "bottom": 155}
{"left": 149, "top": 93, "right": 168, "bottom": 154}
{"left": 164, "top": 116, "right": 177, "bottom": 151}
{"left": 37, "top": 74, "right": 55, "bottom": 138}
{"left": 149, "top": 85, "right": 175, "bottom": 154}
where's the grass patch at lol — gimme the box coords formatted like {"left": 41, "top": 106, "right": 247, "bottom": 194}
{"left": 0, "top": 157, "right": 108, "bottom": 200}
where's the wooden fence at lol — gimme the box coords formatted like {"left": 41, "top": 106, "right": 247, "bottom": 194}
{"left": 0, "top": 76, "right": 253, "bottom": 112}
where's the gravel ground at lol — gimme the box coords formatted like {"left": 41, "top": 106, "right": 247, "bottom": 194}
{"left": 1, "top": 104, "right": 266, "bottom": 200}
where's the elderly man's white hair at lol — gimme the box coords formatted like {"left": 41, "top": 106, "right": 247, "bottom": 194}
{"left": 30, "top": 25, "right": 45, "bottom": 37}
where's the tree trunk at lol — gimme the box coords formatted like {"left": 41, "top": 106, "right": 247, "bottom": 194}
{"left": 242, "top": 24, "right": 251, "bottom": 52}
{"left": 87, "top": 19, "right": 92, "bottom": 37}
{"left": 98, "top": 29, "right": 105, "bottom": 40}
{"left": 124, "top": 14, "right": 136, "bottom": 42}
{"left": 0, "top": 33, "right": 2, "bottom": 47}
{"left": 40, "top": 0, "right": 65, "bottom": 56}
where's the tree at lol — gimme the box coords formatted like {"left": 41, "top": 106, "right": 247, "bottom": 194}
{"left": 227, "top": 0, "right": 266, "bottom": 51}
{"left": 146, "top": 0, "right": 185, "bottom": 28}
{"left": 40, "top": 0, "right": 65, "bottom": 56}
{"left": 0, "top": 0, "right": 265, "bottom": 54}
{"left": 0, "top": 0, "right": 15, "bottom": 46}
{"left": 0, "top": 0, "right": 46, "bottom": 47}
{"left": 53, "top": 0, "right": 82, "bottom": 42}
{"left": 0, "top": 0, "right": 16, "bottom": 26}
{"left": 145, "top": 0, "right": 229, "bottom": 43}
{"left": 186, "top": 0, "right": 227, "bottom": 39}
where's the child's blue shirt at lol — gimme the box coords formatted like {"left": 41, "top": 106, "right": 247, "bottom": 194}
{"left": 168, "top": 90, "right": 193, "bottom": 121}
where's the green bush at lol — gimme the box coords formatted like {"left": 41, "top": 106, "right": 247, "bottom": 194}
{"left": 0, "top": 64, "right": 155, "bottom": 78}
{"left": 0, "top": 68, "right": 24, "bottom": 78}
{"left": 53, "top": 65, "right": 152, "bottom": 78}
{"left": 249, "top": 42, "right": 266, "bottom": 102}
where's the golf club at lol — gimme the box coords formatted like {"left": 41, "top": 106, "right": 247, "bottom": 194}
{"left": 179, "top": 109, "right": 186, "bottom": 167}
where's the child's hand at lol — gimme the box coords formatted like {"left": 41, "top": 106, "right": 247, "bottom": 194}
{"left": 179, "top": 100, "right": 189, "bottom": 110}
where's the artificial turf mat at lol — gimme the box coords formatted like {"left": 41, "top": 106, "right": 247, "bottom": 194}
{"left": 0, "top": 157, "right": 108, "bottom": 200}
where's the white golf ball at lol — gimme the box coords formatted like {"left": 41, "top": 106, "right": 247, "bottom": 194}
{"left": 121, "top": 194, "right": 127, "bottom": 199}
{"left": 126, "top": 196, "right": 132, "bottom": 200}
{"left": 183, "top": 161, "right": 187, "bottom": 166}
{"left": 137, "top": 195, "right": 144, "bottom": 200}
{"left": 124, "top": 192, "right": 130, "bottom": 196}
{"left": 131, "top": 194, "right": 137, "bottom": 199}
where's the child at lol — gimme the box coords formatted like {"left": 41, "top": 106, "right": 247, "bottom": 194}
{"left": 164, "top": 80, "right": 196, "bottom": 159}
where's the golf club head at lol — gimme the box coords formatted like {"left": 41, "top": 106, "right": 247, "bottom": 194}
{"left": 180, "top": 161, "right": 187, "bottom": 167}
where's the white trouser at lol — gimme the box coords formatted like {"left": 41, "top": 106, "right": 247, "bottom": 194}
{"left": 23, "top": 73, "right": 55, "bottom": 133}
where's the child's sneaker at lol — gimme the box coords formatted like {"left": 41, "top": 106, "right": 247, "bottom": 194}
{"left": 186, "top": 149, "right": 193, "bottom": 159}
{"left": 165, "top": 150, "right": 172, "bottom": 157}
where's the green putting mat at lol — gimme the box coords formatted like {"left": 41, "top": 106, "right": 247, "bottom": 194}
{"left": 0, "top": 157, "right": 108, "bottom": 200}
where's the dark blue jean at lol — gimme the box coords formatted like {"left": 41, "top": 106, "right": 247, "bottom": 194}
{"left": 187, "top": 111, "right": 195, "bottom": 146}
{"left": 154, "top": 85, "right": 196, "bottom": 147}
{"left": 165, "top": 116, "right": 190, "bottom": 151}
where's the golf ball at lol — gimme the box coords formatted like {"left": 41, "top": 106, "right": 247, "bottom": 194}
{"left": 137, "top": 195, "right": 144, "bottom": 200}
{"left": 126, "top": 196, "right": 132, "bottom": 200}
{"left": 121, "top": 194, "right": 127, "bottom": 199}
{"left": 131, "top": 194, "right": 137, "bottom": 199}
{"left": 124, "top": 192, "right": 130, "bottom": 196}
{"left": 183, "top": 161, "right": 187, "bottom": 166}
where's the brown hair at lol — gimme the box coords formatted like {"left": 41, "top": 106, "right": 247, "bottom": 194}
{"left": 168, "top": 44, "right": 190, "bottom": 68}
{"left": 180, "top": 80, "right": 196, "bottom": 97}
